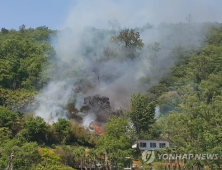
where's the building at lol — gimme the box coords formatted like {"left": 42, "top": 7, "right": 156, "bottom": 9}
{"left": 132, "top": 139, "right": 170, "bottom": 150}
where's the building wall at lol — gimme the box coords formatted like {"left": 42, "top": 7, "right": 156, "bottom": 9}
{"left": 138, "top": 139, "right": 169, "bottom": 150}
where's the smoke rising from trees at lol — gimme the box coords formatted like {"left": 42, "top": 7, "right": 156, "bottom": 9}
{"left": 34, "top": 0, "right": 220, "bottom": 122}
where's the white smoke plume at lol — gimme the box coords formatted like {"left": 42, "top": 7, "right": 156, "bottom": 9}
{"left": 82, "top": 113, "right": 96, "bottom": 127}
{"left": 155, "top": 106, "right": 161, "bottom": 119}
{"left": 34, "top": 81, "right": 72, "bottom": 122}
{"left": 34, "top": 0, "right": 222, "bottom": 122}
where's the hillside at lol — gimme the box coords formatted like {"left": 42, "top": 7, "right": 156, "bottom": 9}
{"left": 0, "top": 23, "right": 222, "bottom": 169}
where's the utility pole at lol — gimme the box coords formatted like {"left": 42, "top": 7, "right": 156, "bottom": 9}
{"left": 5, "top": 151, "right": 14, "bottom": 170}
{"left": 186, "top": 14, "right": 192, "bottom": 24}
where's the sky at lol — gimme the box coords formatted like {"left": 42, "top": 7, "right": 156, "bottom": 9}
{"left": 0, "top": 0, "right": 75, "bottom": 30}
{"left": 0, "top": 0, "right": 222, "bottom": 30}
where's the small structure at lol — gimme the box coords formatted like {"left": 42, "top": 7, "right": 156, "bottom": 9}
{"left": 132, "top": 139, "right": 170, "bottom": 150}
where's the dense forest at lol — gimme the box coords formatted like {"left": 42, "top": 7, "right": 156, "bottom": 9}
{"left": 0, "top": 22, "right": 222, "bottom": 170}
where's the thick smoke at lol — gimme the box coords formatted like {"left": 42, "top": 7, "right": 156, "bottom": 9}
{"left": 34, "top": 0, "right": 221, "bottom": 122}
{"left": 34, "top": 81, "right": 72, "bottom": 121}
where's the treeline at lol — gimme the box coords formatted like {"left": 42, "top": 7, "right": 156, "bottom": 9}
{"left": 0, "top": 104, "right": 152, "bottom": 170}
{"left": 0, "top": 25, "right": 55, "bottom": 90}
{"left": 0, "top": 106, "right": 96, "bottom": 169}
{"left": 0, "top": 26, "right": 55, "bottom": 111}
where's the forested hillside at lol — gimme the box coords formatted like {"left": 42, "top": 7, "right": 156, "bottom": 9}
{"left": 151, "top": 26, "right": 222, "bottom": 169}
{"left": 0, "top": 23, "right": 222, "bottom": 169}
{"left": 0, "top": 26, "right": 55, "bottom": 112}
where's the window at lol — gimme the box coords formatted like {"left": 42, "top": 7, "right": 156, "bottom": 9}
{"left": 150, "top": 142, "right": 156, "bottom": 148}
{"left": 159, "top": 143, "right": 166, "bottom": 148}
{"left": 140, "top": 142, "right": 147, "bottom": 148}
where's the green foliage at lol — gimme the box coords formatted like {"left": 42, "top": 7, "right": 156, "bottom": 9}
{"left": 70, "top": 121, "right": 96, "bottom": 146}
{"left": 153, "top": 162, "right": 165, "bottom": 170}
{"left": 53, "top": 119, "right": 72, "bottom": 144}
{"left": 147, "top": 42, "right": 161, "bottom": 59}
{"left": 0, "top": 26, "right": 55, "bottom": 91}
{"left": 13, "top": 142, "right": 40, "bottom": 170}
{"left": 0, "top": 106, "right": 17, "bottom": 129}
{"left": 34, "top": 164, "right": 75, "bottom": 170}
{"left": 112, "top": 28, "right": 144, "bottom": 59}
{"left": 207, "top": 26, "right": 222, "bottom": 45}
{"left": 0, "top": 88, "right": 37, "bottom": 110}
{"left": 97, "top": 117, "right": 134, "bottom": 168}
{"left": 0, "top": 26, "right": 55, "bottom": 111}
{"left": 1, "top": 27, "right": 9, "bottom": 34}
{"left": 72, "top": 146, "right": 85, "bottom": 162}
{"left": 0, "top": 127, "right": 12, "bottom": 145}
{"left": 55, "top": 145, "right": 75, "bottom": 166}
{"left": 1, "top": 23, "right": 222, "bottom": 169}
{"left": 40, "top": 148, "right": 61, "bottom": 165}
{"left": 0, "top": 139, "right": 20, "bottom": 169}
{"left": 130, "top": 93, "right": 155, "bottom": 138}
{"left": 158, "top": 91, "right": 181, "bottom": 115}
{"left": 115, "top": 29, "right": 144, "bottom": 48}
{"left": 21, "top": 115, "right": 48, "bottom": 143}
{"left": 129, "top": 25, "right": 222, "bottom": 169}
{"left": 32, "top": 148, "right": 75, "bottom": 170}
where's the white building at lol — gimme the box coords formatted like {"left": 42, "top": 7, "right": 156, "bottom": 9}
{"left": 132, "top": 139, "right": 170, "bottom": 150}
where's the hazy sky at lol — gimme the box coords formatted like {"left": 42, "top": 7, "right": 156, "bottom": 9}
{"left": 1, "top": 0, "right": 222, "bottom": 30}
{"left": 0, "top": 0, "right": 75, "bottom": 30}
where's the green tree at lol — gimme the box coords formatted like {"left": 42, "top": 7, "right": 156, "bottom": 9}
{"left": 40, "top": 148, "right": 61, "bottom": 166}
{"left": 55, "top": 145, "right": 75, "bottom": 167}
{"left": 0, "top": 59, "right": 13, "bottom": 88}
{"left": 1, "top": 27, "right": 9, "bottom": 34}
{"left": 97, "top": 117, "right": 133, "bottom": 170}
{"left": 32, "top": 148, "right": 75, "bottom": 170}
{"left": 21, "top": 115, "right": 48, "bottom": 143}
{"left": 34, "top": 164, "right": 75, "bottom": 170}
{"left": 129, "top": 93, "right": 155, "bottom": 139}
{"left": 0, "top": 27, "right": 54, "bottom": 90}
{"left": 0, "top": 127, "right": 12, "bottom": 145}
{"left": 19, "top": 24, "right": 26, "bottom": 32}
{"left": 114, "top": 29, "right": 143, "bottom": 48}
{"left": 53, "top": 119, "right": 72, "bottom": 144}
{"left": 0, "top": 88, "right": 37, "bottom": 110}
{"left": 0, "top": 139, "right": 20, "bottom": 169}
{"left": 13, "top": 142, "right": 40, "bottom": 170}
{"left": 73, "top": 146, "right": 85, "bottom": 169}
{"left": 0, "top": 106, "right": 17, "bottom": 129}
{"left": 112, "top": 29, "right": 144, "bottom": 59}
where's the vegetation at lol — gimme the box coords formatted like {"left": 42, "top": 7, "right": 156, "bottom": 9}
{"left": 112, "top": 28, "right": 144, "bottom": 59}
{"left": 1, "top": 23, "right": 222, "bottom": 169}
{"left": 97, "top": 117, "right": 134, "bottom": 169}
{"left": 151, "top": 25, "right": 222, "bottom": 169}
{"left": 129, "top": 93, "right": 155, "bottom": 139}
